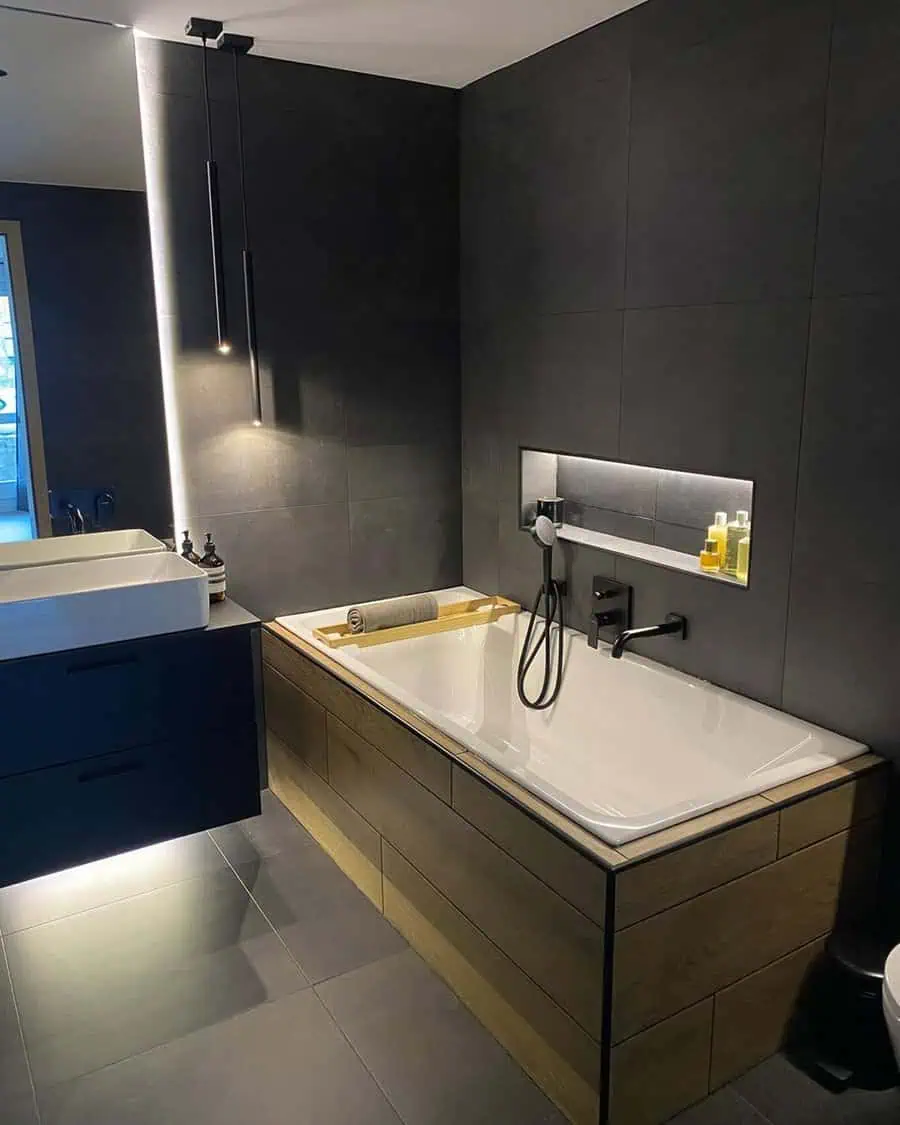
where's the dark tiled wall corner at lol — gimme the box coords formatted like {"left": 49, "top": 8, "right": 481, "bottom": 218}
{"left": 460, "top": 0, "right": 900, "bottom": 754}
{"left": 139, "top": 39, "right": 461, "bottom": 618}
{"left": 0, "top": 181, "right": 171, "bottom": 537}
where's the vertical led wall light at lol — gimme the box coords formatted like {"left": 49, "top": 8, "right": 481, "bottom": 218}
{"left": 184, "top": 17, "right": 230, "bottom": 356}
{"left": 216, "top": 31, "right": 262, "bottom": 426}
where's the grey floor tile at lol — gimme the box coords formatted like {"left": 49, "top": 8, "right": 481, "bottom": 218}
{"left": 0, "top": 947, "right": 32, "bottom": 1106}
{"left": 38, "top": 988, "right": 402, "bottom": 1125}
{"left": 6, "top": 867, "right": 307, "bottom": 1088}
{"left": 733, "top": 1054, "right": 900, "bottom": 1125}
{"left": 317, "top": 948, "right": 565, "bottom": 1125}
{"left": 211, "top": 789, "right": 313, "bottom": 867}
{"left": 0, "top": 832, "right": 227, "bottom": 937}
{"left": 667, "top": 1087, "right": 770, "bottom": 1124}
{"left": 1, "top": 1093, "right": 39, "bottom": 1125}
{"left": 234, "top": 846, "right": 407, "bottom": 984}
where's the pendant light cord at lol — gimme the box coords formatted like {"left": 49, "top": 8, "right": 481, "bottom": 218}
{"left": 232, "top": 48, "right": 250, "bottom": 249}
{"left": 201, "top": 36, "right": 214, "bottom": 162}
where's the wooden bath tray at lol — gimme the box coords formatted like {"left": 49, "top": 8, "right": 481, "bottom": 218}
{"left": 313, "top": 596, "right": 521, "bottom": 649}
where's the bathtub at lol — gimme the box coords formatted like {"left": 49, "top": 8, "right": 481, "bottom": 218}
{"left": 277, "top": 587, "right": 867, "bottom": 846}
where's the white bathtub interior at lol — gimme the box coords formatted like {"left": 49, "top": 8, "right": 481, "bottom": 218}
{"left": 276, "top": 587, "right": 867, "bottom": 846}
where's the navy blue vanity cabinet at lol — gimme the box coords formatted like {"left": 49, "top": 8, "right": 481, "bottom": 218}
{"left": 0, "top": 600, "right": 264, "bottom": 888}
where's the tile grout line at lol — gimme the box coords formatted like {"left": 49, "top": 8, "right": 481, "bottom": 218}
{"left": 729, "top": 1082, "right": 776, "bottom": 1125}
{"left": 1, "top": 930, "right": 42, "bottom": 1125}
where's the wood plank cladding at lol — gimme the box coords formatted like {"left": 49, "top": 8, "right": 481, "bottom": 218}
{"left": 267, "top": 732, "right": 383, "bottom": 909}
{"left": 451, "top": 764, "right": 607, "bottom": 928}
{"left": 263, "top": 629, "right": 452, "bottom": 801}
{"left": 612, "top": 826, "right": 875, "bottom": 1043}
{"left": 262, "top": 665, "right": 328, "bottom": 779}
{"left": 383, "top": 844, "right": 602, "bottom": 1125}
{"left": 615, "top": 812, "right": 778, "bottom": 929}
{"left": 709, "top": 938, "right": 825, "bottom": 1089}
{"left": 777, "top": 764, "right": 888, "bottom": 856}
{"left": 327, "top": 714, "right": 606, "bottom": 1040}
{"left": 609, "top": 1000, "right": 713, "bottom": 1125}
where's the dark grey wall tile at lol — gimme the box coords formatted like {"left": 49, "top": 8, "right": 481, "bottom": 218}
{"left": 0, "top": 180, "right": 171, "bottom": 537}
{"left": 614, "top": 555, "right": 787, "bottom": 705}
{"left": 558, "top": 540, "right": 619, "bottom": 635}
{"left": 783, "top": 571, "right": 899, "bottom": 759}
{"left": 348, "top": 442, "right": 459, "bottom": 503}
{"left": 497, "top": 311, "right": 624, "bottom": 458}
{"left": 566, "top": 505, "right": 655, "bottom": 543}
{"left": 815, "top": 0, "right": 900, "bottom": 297}
{"left": 653, "top": 521, "right": 706, "bottom": 555}
{"left": 461, "top": 26, "right": 629, "bottom": 319}
{"left": 793, "top": 296, "right": 900, "bottom": 585}
{"left": 186, "top": 504, "right": 351, "bottom": 621}
{"left": 656, "top": 470, "right": 754, "bottom": 532}
{"left": 557, "top": 456, "right": 659, "bottom": 516}
{"left": 349, "top": 494, "right": 462, "bottom": 603}
{"left": 462, "top": 489, "right": 499, "bottom": 595}
{"left": 625, "top": 2, "right": 830, "bottom": 307}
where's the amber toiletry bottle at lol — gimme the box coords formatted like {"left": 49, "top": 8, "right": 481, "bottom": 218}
{"left": 181, "top": 531, "right": 202, "bottom": 565}
{"left": 199, "top": 533, "right": 227, "bottom": 603}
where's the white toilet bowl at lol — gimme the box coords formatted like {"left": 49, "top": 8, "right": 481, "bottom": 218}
{"left": 881, "top": 944, "right": 900, "bottom": 1067}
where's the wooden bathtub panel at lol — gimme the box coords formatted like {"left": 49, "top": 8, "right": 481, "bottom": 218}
{"left": 777, "top": 767, "right": 888, "bottom": 857}
{"left": 263, "top": 665, "right": 328, "bottom": 779}
{"left": 615, "top": 796, "right": 772, "bottom": 862}
{"left": 612, "top": 827, "right": 871, "bottom": 1042}
{"left": 383, "top": 843, "right": 602, "bottom": 1125}
{"left": 451, "top": 764, "right": 607, "bottom": 928}
{"left": 709, "top": 937, "right": 825, "bottom": 1089}
{"left": 327, "top": 714, "right": 605, "bottom": 1039}
{"left": 263, "top": 630, "right": 453, "bottom": 801}
{"left": 615, "top": 812, "right": 778, "bottom": 930}
{"left": 267, "top": 731, "right": 384, "bottom": 909}
{"left": 608, "top": 999, "right": 713, "bottom": 1125}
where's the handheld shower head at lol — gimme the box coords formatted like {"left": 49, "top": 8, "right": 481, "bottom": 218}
{"left": 530, "top": 515, "right": 557, "bottom": 550}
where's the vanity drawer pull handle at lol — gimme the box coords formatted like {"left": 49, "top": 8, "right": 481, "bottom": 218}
{"left": 77, "top": 761, "right": 145, "bottom": 784}
{"left": 67, "top": 656, "right": 139, "bottom": 675}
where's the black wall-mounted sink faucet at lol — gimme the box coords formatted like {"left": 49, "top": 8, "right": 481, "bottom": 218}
{"left": 610, "top": 613, "right": 687, "bottom": 659}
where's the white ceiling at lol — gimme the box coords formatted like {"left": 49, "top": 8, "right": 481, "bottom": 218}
{"left": 2, "top": 0, "right": 646, "bottom": 87}
{"left": 0, "top": 8, "right": 144, "bottom": 189}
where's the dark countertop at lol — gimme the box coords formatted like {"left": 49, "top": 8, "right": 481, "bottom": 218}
{"left": 208, "top": 598, "right": 259, "bottom": 631}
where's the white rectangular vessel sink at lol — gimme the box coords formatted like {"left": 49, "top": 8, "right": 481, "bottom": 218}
{"left": 0, "top": 529, "right": 167, "bottom": 572}
{"left": 0, "top": 552, "right": 210, "bottom": 661}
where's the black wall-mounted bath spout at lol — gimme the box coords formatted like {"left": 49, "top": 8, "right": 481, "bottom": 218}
{"left": 610, "top": 613, "right": 687, "bottom": 659}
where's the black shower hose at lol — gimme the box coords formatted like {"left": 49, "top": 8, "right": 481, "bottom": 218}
{"left": 516, "top": 547, "right": 565, "bottom": 711}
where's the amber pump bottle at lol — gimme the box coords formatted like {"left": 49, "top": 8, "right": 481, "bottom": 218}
{"left": 181, "top": 531, "right": 202, "bottom": 566}
{"left": 199, "top": 533, "right": 227, "bottom": 603}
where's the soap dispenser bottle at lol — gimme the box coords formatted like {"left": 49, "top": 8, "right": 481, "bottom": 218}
{"left": 724, "top": 511, "right": 751, "bottom": 576}
{"left": 706, "top": 512, "right": 728, "bottom": 569}
{"left": 181, "top": 530, "right": 202, "bottom": 566}
{"left": 199, "top": 533, "right": 227, "bottom": 603}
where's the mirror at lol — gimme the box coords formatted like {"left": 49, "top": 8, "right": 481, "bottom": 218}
{"left": 0, "top": 8, "right": 171, "bottom": 544}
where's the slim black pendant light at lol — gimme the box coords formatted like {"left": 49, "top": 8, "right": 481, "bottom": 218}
{"left": 216, "top": 31, "right": 262, "bottom": 426}
{"left": 185, "top": 17, "right": 230, "bottom": 355}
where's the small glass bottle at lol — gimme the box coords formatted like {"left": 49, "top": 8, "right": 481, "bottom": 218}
{"left": 180, "top": 530, "right": 202, "bottom": 565}
{"left": 707, "top": 512, "right": 728, "bottom": 569}
{"left": 199, "top": 533, "right": 227, "bottom": 603}
{"left": 736, "top": 535, "right": 751, "bottom": 584}
{"left": 724, "top": 510, "right": 751, "bottom": 576}
{"left": 699, "top": 538, "right": 721, "bottom": 573}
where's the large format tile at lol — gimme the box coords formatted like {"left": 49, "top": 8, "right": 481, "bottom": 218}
{"left": 185, "top": 502, "right": 351, "bottom": 622}
{"left": 625, "top": 1, "right": 830, "bottom": 306}
{"left": 0, "top": 947, "right": 33, "bottom": 1108}
{"left": 210, "top": 789, "right": 314, "bottom": 869}
{"left": 348, "top": 441, "right": 459, "bottom": 504}
{"left": 39, "top": 988, "right": 402, "bottom": 1125}
{"left": 233, "top": 848, "right": 407, "bottom": 984}
{"left": 1, "top": 1095, "right": 39, "bottom": 1125}
{"left": 666, "top": 1087, "right": 769, "bottom": 1124}
{"left": 6, "top": 867, "right": 306, "bottom": 1087}
{"left": 348, "top": 493, "right": 462, "bottom": 603}
{"left": 0, "top": 833, "right": 227, "bottom": 937}
{"left": 733, "top": 1052, "right": 900, "bottom": 1125}
{"left": 815, "top": 0, "right": 900, "bottom": 297}
{"left": 460, "top": 18, "right": 629, "bottom": 319}
{"left": 318, "top": 949, "right": 565, "bottom": 1125}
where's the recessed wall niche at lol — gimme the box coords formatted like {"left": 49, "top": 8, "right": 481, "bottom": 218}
{"left": 520, "top": 449, "right": 755, "bottom": 586}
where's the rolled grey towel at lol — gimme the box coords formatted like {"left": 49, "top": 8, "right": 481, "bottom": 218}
{"left": 347, "top": 593, "right": 439, "bottom": 635}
